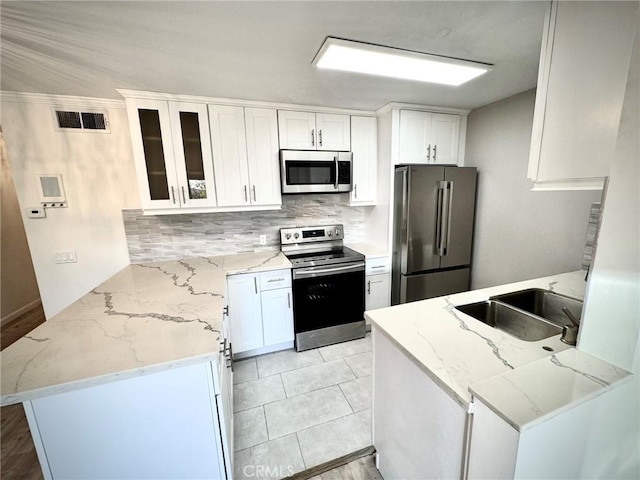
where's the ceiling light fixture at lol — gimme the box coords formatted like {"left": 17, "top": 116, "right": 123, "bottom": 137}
{"left": 312, "top": 37, "right": 492, "bottom": 86}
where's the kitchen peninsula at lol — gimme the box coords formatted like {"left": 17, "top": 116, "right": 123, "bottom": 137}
{"left": 0, "top": 251, "right": 291, "bottom": 480}
{"left": 367, "top": 270, "right": 633, "bottom": 479}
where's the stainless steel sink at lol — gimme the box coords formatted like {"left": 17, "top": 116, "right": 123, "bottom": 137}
{"left": 490, "top": 288, "right": 583, "bottom": 327}
{"left": 454, "top": 300, "right": 563, "bottom": 342}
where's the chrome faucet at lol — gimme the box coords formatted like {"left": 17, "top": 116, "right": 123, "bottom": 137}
{"left": 560, "top": 308, "right": 580, "bottom": 345}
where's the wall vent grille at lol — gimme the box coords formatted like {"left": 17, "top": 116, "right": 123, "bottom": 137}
{"left": 54, "top": 110, "right": 109, "bottom": 132}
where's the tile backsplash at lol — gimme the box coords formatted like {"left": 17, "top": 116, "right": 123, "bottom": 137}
{"left": 123, "top": 194, "right": 365, "bottom": 263}
{"left": 582, "top": 202, "right": 602, "bottom": 271}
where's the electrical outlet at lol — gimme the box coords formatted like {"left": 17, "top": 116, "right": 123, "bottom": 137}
{"left": 259, "top": 235, "right": 267, "bottom": 245}
{"left": 54, "top": 250, "right": 78, "bottom": 264}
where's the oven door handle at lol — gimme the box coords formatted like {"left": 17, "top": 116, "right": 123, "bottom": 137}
{"left": 293, "top": 262, "right": 365, "bottom": 279}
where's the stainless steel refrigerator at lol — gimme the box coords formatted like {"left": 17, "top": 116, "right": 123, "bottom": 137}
{"left": 391, "top": 165, "right": 477, "bottom": 305}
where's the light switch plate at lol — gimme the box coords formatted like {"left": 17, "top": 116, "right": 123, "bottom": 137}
{"left": 54, "top": 250, "right": 78, "bottom": 264}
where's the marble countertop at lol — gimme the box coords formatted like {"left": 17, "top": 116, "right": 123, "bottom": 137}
{"left": 1, "top": 251, "right": 291, "bottom": 406}
{"left": 346, "top": 242, "right": 389, "bottom": 259}
{"left": 470, "top": 348, "right": 632, "bottom": 431}
{"left": 366, "top": 270, "right": 632, "bottom": 428}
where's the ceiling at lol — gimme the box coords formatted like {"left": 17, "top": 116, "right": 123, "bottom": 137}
{"left": 0, "top": 1, "right": 549, "bottom": 112}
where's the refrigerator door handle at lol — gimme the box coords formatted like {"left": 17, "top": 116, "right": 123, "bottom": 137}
{"left": 444, "top": 181, "right": 454, "bottom": 255}
{"left": 435, "top": 182, "right": 444, "bottom": 256}
{"left": 436, "top": 181, "right": 452, "bottom": 256}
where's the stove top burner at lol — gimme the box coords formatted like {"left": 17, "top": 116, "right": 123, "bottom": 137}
{"left": 285, "top": 246, "right": 364, "bottom": 268}
{"left": 279, "top": 224, "right": 364, "bottom": 268}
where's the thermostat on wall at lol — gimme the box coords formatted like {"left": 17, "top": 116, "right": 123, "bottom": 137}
{"left": 26, "top": 207, "right": 46, "bottom": 218}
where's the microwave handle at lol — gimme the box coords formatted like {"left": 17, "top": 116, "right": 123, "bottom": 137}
{"left": 334, "top": 156, "right": 339, "bottom": 189}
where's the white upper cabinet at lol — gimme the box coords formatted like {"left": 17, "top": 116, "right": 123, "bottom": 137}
{"left": 527, "top": 0, "right": 638, "bottom": 190}
{"left": 398, "top": 110, "right": 460, "bottom": 165}
{"left": 209, "top": 105, "right": 281, "bottom": 207}
{"left": 126, "top": 98, "right": 217, "bottom": 210}
{"left": 315, "top": 113, "right": 351, "bottom": 151}
{"left": 244, "top": 108, "right": 282, "bottom": 206}
{"left": 278, "top": 110, "right": 351, "bottom": 151}
{"left": 350, "top": 116, "right": 378, "bottom": 205}
{"left": 430, "top": 113, "right": 461, "bottom": 165}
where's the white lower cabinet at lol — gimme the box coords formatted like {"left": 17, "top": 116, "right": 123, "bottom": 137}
{"left": 227, "top": 268, "right": 294, "bottom": 357}
{"left": 25, "top": 358, "right": 233, "bottom": 480}
{"left": 261, "top": 288, "right": 294, "bottom": 346}
{"left": 467, "top": 391, "right": 624, "bottom": 479}
{"left": 365, "top": 256, "right": 391, "bottom": 314}
{"left": 226, "top": 273, "right": 264, "bottom": 352}
{"left": 374, "top": 329, "right": 467, "bottom": 479}
{"left": 366, "top": 274, "right": 390, "bottom": 311}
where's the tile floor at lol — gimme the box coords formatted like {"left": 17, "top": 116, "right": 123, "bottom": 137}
{"left": 233, "top": 333, "right": 373, "bottom": 480}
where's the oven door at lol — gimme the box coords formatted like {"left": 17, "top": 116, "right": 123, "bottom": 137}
{"left": 292, "top": 262, "right": 365, "bottom": 333}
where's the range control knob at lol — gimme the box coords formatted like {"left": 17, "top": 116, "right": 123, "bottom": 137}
{"left": 327, "top": 230, "right": 333, "bottom": 237}
{"left": 285, "top": 233, "right": 291, "bottom": 240}
{"left": 293, "top": 232, "right": 300, "bottom": 239}
{"left": 335, "top": 228, "right": 340, "bottom": 236}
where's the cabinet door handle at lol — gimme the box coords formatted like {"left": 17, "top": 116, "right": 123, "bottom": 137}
{"left": 433, "top": 145, "right": 437, "bottom": 162}
{"left": 427, "top": 144, "right": 431, "bottom": 162}
{"left": 311, "top": 129, "right": 315, "bottom": 147}
{"left": 171, "top": 186, "right": 176, "bottom": 204}
{"left": 354, "top": 184, "right": 358, "bottom": 199}
{"left": 254, "top": 277, "right": 258, "bottom": 294}
{"left": 319, "top": 129, "right": 323, "bottom": 147}
{"left": 244, "top": 185, "right": 248, "bottom": 202}
{"left": 287, "top": 292, "right": 291, "bottom": 308}
{"left": 181, "top": 186, "right": 186, "bottom": 204}
{"left": 367, "top": 280, "right": 371, "bottom": 294}
{"left": 252, "top": 185, "right": 256, "bottom": 202}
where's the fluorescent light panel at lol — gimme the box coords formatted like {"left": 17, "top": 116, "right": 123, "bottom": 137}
{"left": 313, "top": 37, "right": 492, "bottom": 86}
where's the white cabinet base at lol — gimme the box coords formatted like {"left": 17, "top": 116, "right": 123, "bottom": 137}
{"left": 373, "top": 329, "right": 467, "bottom": 480}
{"left": 25, "top": 362, "right": 228, "bottom": 480}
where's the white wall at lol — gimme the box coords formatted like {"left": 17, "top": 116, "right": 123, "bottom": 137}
{"left": 1, "top": 96, "right": 139, "bottom": 319}
{"left": 464, "top": 90, "right": 602, "bottom": 289}
{"left": 1, "top": 130, "right": 41, "bottom": 322}
{"left": 577, "top": 25, "right": 639, "bottom": 479}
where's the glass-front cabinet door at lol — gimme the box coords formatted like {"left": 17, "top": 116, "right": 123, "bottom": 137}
{"left": 168, "top": 102, "right": 217, "bottom": 207}
{"left": 126, "top": 98, "right": 217, "bottom": 210}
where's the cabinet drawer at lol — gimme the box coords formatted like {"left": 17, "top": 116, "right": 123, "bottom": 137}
{"left": 366, "top": 257, "right": 391, "bottom": 275}
{"left": 259, "top": 269, "right": 292, "bottom": 291}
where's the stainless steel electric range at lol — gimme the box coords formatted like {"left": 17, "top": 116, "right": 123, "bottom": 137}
{"left": 280, "top": 224, "right": 366, "bottom": 351}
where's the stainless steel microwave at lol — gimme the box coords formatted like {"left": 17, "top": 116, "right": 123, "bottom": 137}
{"left": 280, "top": 150, "right": 353, "bottom": 194}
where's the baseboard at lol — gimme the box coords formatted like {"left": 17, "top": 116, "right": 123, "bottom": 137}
{"left": 1, "top": 299, "right": 42, "bottom": 327}
{"left": 233, "top": 341, "right": 294, "bottom": 360}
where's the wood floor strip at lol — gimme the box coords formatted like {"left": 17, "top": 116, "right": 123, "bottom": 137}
{"left": 1, "top": 305, "right": 46, "bottom": 480}
{"left": 287, "top": 446, "right": 377, "bottom": 480}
